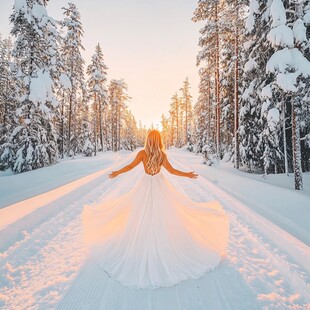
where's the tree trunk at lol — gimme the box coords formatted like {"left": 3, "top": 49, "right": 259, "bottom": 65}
{"left": 176, "top": 100, "right": 179, "bottom": 147}
{"left": 215, "top": 3, "right": 221, "bottom": 158}
{"left": 98, "top": 97, "right": 103, "bottom": 152}
{"left": 234, "top": 0, "right": 240, "bottom": 169}
{"left": 292, "top": 101, "right": 303, "bottom": 190}
{"left": 118, "top": 101, "right": 121, "bottom": 151}
{"left": 61, "top": 98, "right": 65, "bottom": 158}
{"left": 207, "top": 76, "right": 211, "bottom": 144}
{"left": 185, "top": 95, "right": 188, "bottom": 145}
{"left": 94, "top": 93, "right": 97, "bottom": 156}
{"left": 282, "top": 101, "right": 288, "bottom": 175}
{"left": 68, "top": 91, "right": 73, "bottom": 154}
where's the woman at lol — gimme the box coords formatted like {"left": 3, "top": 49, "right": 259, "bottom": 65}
{"left": 82, "top": 130, "right": 229, "bottom": 289}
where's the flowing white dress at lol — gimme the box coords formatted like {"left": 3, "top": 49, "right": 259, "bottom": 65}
{"left": 82, "top": 170, "right": 229, "bottom": 289}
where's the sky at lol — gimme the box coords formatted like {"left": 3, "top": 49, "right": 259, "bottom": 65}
{"left": 0, "top": 0, "right": 201, "bottom": 128}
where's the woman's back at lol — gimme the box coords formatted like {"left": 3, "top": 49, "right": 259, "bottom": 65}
{"left": 140, "top": 149, "right": 165, "bottom": 175}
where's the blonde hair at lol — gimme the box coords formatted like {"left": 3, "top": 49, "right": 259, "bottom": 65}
{"left": 144, "top": 129, "right": 166, "bottom": 175}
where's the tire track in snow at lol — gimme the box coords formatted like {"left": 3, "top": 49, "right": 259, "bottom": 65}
{"left": 0, "top": 181, "right": 110, "bottom": 309}
{"left": 169, "top": 155, "right": 310, "bottom": 309}
{"left": 0, "top": 154, "right": 145, "bottom": 310}
{"left": 0, "top": 157, "right": 143, "bottom": 310}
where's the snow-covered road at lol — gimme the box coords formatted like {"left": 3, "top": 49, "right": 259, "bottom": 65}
{"left": 0, "top": 149, "right": 309, "bottom": 309}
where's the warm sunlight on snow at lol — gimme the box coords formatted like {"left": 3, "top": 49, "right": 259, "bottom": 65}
{"left": 0, "top": 0, "right": 310, "bottom": 309}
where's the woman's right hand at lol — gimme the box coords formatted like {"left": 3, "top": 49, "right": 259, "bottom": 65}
{"left": 108, "top": 171, "right": 119, "bottom": 178}
{"left": 187, "top": 171, "right": 198, "bottom": 179}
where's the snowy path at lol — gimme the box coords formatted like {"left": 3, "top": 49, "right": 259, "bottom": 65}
{"left": 0, "top": 150, "right": 309, "bottom": 309}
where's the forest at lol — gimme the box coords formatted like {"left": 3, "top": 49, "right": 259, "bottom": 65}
{"left": 1, "top": 0, "right": 310, "bottom": 190}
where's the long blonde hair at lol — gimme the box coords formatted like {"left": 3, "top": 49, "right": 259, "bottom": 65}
{"left": 144, "top": 129, "right": 165, "bottom": 175}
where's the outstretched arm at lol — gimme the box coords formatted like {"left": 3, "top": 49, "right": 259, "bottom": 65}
{"left": 162, "top": 155, "right": 198, "bottom": 179}
{"left": 108, "top": 150, "right": 143, "bottom": 178}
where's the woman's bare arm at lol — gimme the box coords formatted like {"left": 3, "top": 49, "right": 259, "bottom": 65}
{"left": 109, "top": 151, "right": 143, "bottom": 178}
{"left": 162, "top": 155, "right": 198, "bottom": 179}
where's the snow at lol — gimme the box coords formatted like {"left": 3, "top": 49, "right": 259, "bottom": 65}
{"left": 266, "top": 48, "right": 310, "bottom": 91}
{"left": 14, "top": 0, "right": 27, "bottom": 14}
{"left": 270, "top": 0, "right": 287, "bottom": 27}
{"left": 32, "top": 3, "right": 47, "bottom": 20}
{"left": 241, "top": 80, "right": 255, "bottom": 100}
{"left": 0, "top": 151, "right": 128, "bottom": 209}
{"left": 249, "top": 0, "right": 259, "bottom": 14}
{"left": 293, "top": 19, "right": 307, "bottom": 44}
{"left": 267, "top": 107, "right": 280, "bottom": 130}
{"left": 11, "top": 125, "right": 24, "bottom": 138}
{"left": 261, "top": 100, "right": 271, "bottom": 116}
{"left": 29, "top": 69, "right": 53, "bottom": 104}
{"left": 304, "top": 10, "right": 310, "bottom": 24}
{"left": 276, "top": 72, "right": 299, "bottom": 92}
{"left": 261, "top": 84, "right": 273, "bottom": 99}
{"left": 0, "top": 149, "right": 309, "bottom": 309}
{"left": 59, "top": 73, "right": 72, "bottom": 90}
{"left": 245, "top": 0, "right": 260, "bottom": 33}
{"left": 267, "top": 25, "right": 294, "bottom": 48}
{"left": 245, "top": 14, "right": 255, "bottom": 33}
{"left": 169, "top": 148, "right": 310, "bottom": 245}
{"left": 243, "top": 39, "right": 253, "bottom": 50}
{"left": 244, "top": 58, "right": 257, "bottom": 72}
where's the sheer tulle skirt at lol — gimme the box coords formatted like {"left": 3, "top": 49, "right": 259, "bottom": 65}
{"left": 82, "top": 172, "right": 229, "bottom": 289}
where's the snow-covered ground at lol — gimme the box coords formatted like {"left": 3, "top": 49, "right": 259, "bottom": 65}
{"left": 0, "top": 148, "right": 309, "bottom": 309}
{"left": 169, "top": 148, "right": 310, "bottom": 246}
{"left": 0, "top": 151, "right": 131, "bottom": 209}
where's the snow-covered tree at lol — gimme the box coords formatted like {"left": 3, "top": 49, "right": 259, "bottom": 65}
{"left": 121, "top": 110, "right": 138, "bottom": 151}
{"left": 193, "top": 0, "right": 223, "bottom": 157}
{"left": 8, "top": 0, "right": 59, "bottom": 173}
{"left": 169, "top": 93, "right": 181, "bottom": 147}
{"left": 180, "top": 77, "right": 194, "bottom": 148}
{"left": 61, "top": 2, "right": 86, "bottom": 156}
{"left": 193, "top": 68, "right": 209, "bottom": 154}
{"left": 0, "top": 36, "right": 16, "bottom": 170}
{"left": 136, "top": 120, "right": 148, "bottom": 147}
{"left": 108, "top": 79, "right": 129, "bottom": 152}
{"left": 239, "top": 0, "right": 273, "bottom": 172}
{"left": 87, "top": 43, "right": 108, "bottom": 153}
{"left": 264, "top": 0, "right": 310, "bottom": 189}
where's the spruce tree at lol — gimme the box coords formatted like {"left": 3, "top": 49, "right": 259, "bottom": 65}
{"left": 61, "top": 2, "right": 85, "bottom": 156}
{"left": 9, "top": 0, "right": 59, "bottom": 172}
{"left": 87, "top": 43, "right": 108, "bottom": 153}
{"left": 0, "top": 37, "right": 16, "bottom": 170}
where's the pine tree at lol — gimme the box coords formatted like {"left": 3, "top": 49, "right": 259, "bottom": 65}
{"left": 265, "top": 0, "right": 310, "bottom": 189}
{"left": 54, "top": 27, "right": 72, "bottom": 159}
{"left": 193, "top": 0, "right": 223, "bottom": 157}
{"left": 160, "top": 114, "right": 171, "bottom": 148}
{"left": 0, "top": 36, "right": 16, "bottom": 170}
{"left": 169, "top": 93, "right": 181, "bottom": 147}
{"left": 239, "top": 0, "right": 272, "bottom": 172}
{"left": 108, "top": 79, "right": 129, "bottom": 152}
{"left": 87, "top": 43, "right": 108, "bottom": 153}
{"left": 121, "top": 110, "right": 138, "bottom": 151}
{"left": 136, "top": 120, "right": 147, "bottom": 147}
{"left": 61, "top": 2, "right": 85, "bottom": 156}
{"left": 180, "top": 77, "right": 193, "bottom": 148}
{"left": 8, "top": 0, "right": 59, "bottom": 173}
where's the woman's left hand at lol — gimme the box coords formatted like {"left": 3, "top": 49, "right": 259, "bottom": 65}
{"left": 187, "top": 171, "right": 198, "bottom": 179}
{"left": 108, "top": 171, "right": 119, "bottom": 178}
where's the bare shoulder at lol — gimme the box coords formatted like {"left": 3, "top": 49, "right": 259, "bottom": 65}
{"left": 137, "top": 149, "right": 146, "bottom": 158}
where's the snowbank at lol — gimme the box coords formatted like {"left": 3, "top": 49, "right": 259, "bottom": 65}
{"left": 168, "top": 148, "right": 310, "bottom": 246}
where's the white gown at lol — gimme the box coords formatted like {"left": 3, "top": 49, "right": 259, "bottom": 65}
{"left": 82, "top": 170, "right": 229, "bottom": 289}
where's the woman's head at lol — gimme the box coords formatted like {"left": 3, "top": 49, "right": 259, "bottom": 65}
{"left": 145, "top": 129, "right": 163, "bottom": 151}
{"left": 144, "top": 130, "right": 165, "bottom": 174}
